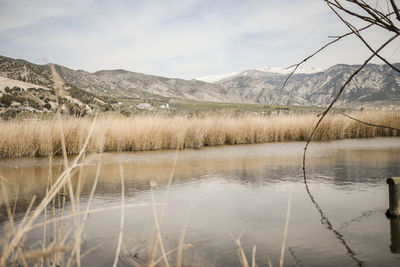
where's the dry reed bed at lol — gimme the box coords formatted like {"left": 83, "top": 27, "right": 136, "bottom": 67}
{"left": 0, "top": 111, "right": 399, "bottom": 158}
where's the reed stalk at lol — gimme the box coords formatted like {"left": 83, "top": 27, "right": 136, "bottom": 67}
{"left": 280, "top": 193, "right": 292, "bottom": 267}
{"left": 0, "top": 111, "right": 399, "bottom": 158}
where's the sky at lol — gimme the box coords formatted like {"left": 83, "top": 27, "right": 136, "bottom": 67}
{"left": 0, "top": 0, "right": 399, "bottom": 79}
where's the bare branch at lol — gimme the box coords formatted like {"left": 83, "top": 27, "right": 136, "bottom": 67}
{"left": 328, "top": 2, "right": 400, "bottom": 72}
{"left": 281, "top": 22, "right": 374, "bottom": 90}
{"left": 296, "top": 3, "right": 400, "bottom": 267}
{"left": 356, "top": 0, "right": 395, "bottom": 27}
{"left": 282, "top": 4, "right": 398, "bottom": 90}
{"left": 302, "top": 33, "right": 399, "bottom": 172}
{"left": 328, "top": 0, "right": 400, "bottom": 33}
{"left": 390, "top": 0, "right": 400, "bottom": 21}
{"left": 329, "top": 0, "right": 388, "bottom": 28}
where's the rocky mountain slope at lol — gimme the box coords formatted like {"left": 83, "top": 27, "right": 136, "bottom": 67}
{"left": 0, "top": 55, "right": 399, "bottom": 108}
{"left": 0, "top": 55, "right": 238, "bottom": 103}
{"left": 215, "top": 63, "right": 400, "bottom": 107}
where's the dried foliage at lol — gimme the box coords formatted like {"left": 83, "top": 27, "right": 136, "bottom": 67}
{"left": 0, "top": 111, "right": 399, "bottom": 158}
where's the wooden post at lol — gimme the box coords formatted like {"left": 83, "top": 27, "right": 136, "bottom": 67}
{"left": 386, "top": 177, "right": 400, "bottom": 218}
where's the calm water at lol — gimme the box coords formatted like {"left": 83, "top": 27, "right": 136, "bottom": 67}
{"left": 1, "top": 137, "right": 400, "bottom": 266}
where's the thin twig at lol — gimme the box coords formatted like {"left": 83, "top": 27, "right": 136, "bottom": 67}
{"left": 302, "top": 33, "right": 399, "bottom": 173}
{"left": 328, "top": 0, "right": 399, "bottom": 32}
{"left": 281, "top": 22, "right": 374, "bottom": 90}
{"left": 338, "top": 111, "right": 400, "bottom": 132}
{"left": 328, "top": 1, "right": 400, "bottom": 72}
{"left": 282, "top": 2, "right": 398, "bottom": 90}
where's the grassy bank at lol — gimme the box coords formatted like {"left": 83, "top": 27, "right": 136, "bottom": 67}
{"left": 0, "top": 111, "right": 399, "bottom": 158}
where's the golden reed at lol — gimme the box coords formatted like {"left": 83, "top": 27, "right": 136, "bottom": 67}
{"left": 0, "top": 111, "right": 399, "bottom": 158}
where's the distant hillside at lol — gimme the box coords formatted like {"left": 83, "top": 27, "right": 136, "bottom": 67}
{"left": 0, "top": 55, "right": 399, "bottom": 109}
{"left": 0, "top": 55, "right": 239, "bottom": 103}
{"left": 0, "top": 56, "right": 119, "bottom": 117}
{"left": 215, "top": 63, "right": 400, "bottom": 107}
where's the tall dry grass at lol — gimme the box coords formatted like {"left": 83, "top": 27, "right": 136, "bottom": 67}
{"left": 0, "top": 111, "right": 399, "bottom": 158}
{"left": 1, "top": 108, "right": 397, "bottom": 265}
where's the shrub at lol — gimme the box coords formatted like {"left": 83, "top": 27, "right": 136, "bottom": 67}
{"left": 0, "top": 94, "right": 13, "bottom": 107}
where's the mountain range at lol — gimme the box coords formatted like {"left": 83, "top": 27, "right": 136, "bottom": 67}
{"left": 1, "top": 54, "right": 399, "bottom": 108}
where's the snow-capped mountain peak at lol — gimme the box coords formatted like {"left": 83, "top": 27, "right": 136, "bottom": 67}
{"left": 196, "top": 66, "right": 325, "bottom": 83}
{"left": 196, "top": 71, "right": 240, "bottom": 83}
{"left": 258, "top": 66, "right": 325, "bottom": 74}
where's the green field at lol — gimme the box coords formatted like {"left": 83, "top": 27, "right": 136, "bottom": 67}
{"left": 113, "top": 97, "right": 335, "bottom": 116}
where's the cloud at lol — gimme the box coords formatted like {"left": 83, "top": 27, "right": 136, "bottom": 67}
{"left": 0, "top": 0, "right": 94, "bottom": 30}
{"left": 0, "top": 0, "right": 399, "bottom": 79}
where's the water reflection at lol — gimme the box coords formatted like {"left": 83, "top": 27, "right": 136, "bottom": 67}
{"left": 302, "top": 139, "right": 400, "bottom": 266}
{"left": 390, "top": 218, "right": 400, "bottom": 253}
{"left": 2, "top": 138, "right": 400, "bottom": 211}
{"left": 288, "top": 247, "right": 304, "bottom": 267}
{"left": 1, "top": 137, "right": 400, "bottom": 266}
{"left": 303, "top": 170, "right": 364, "bottom": 266}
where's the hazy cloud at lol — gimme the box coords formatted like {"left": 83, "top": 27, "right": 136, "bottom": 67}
{"left": 0, "top": 0, "right": 94, "bottom": 30}
{"left": 0, "top": 0, "right": 399, "bottom": 79}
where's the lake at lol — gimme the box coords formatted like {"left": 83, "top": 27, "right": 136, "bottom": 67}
{"left": 1, "top": 137, "right": 400, "bottom": 266}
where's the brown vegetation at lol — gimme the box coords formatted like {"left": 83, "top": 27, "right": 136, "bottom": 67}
{"left": 0, "top": 111, "right": 399, "bottom": 158}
